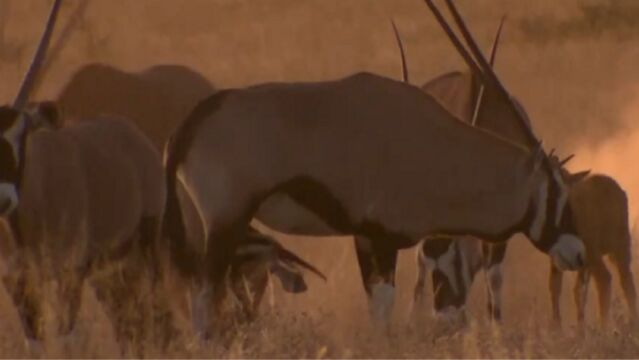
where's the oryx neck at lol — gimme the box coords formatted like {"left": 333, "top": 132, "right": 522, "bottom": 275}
{"left": 525, "top": 168, "right": 565, "bottom": 252}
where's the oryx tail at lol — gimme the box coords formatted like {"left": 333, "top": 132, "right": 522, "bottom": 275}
{"left": 162, "top": 90, "right": 232, "bottom": 275}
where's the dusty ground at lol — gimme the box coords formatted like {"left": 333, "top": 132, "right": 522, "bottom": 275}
{"left": 1, "top": 0, "right": 639, "bottom": 358}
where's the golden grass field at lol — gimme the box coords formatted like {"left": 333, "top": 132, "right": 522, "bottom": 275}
{"left": 2, "top": 0, "right": 639, "bottom": 358}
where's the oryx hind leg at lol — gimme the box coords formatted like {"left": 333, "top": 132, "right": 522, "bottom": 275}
{"left": 611, "top": 243, "right": 637, "bottom": 322}
{"left": 3, "top": 254, "right": 44, "bottom": 345}
{"left": 482, "top": 242, "right": 506, "bottom": 322}
{"left": 57, "top": 265, "right": 89, "bottom": 336}
{"left": 138, "top": 214, "right": 177, "bottom": 350}
{"left": 355, "top": 236, "right": 398, "bottom": 328}
{"left": 197, "top": 219, "right": 254, "bottom": 339}
{"left": 91, "top": 259, "right": 147, "bottom": 358}
{"left": 549, "top": 261, "right": 563, "bottom": 327}
{"left": 591, "top": 257, "right": 612, "bottom": 326}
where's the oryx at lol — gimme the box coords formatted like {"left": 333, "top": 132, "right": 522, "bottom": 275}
{"left": 399, "top": 10, "right": 635, "bottom": 326}
{"left": 407, "top": 15, "right": 511, "bottom": 322}
{"left": 0, "top": 0, "right": 165, "bottom": 353}
{"left": 55, "top": 62, "right": 328, "bottom": 326}
{"left": 163, "top": 0, "right": 585, "bottom": 337}
{"left": 549, "top": 169, "right": 637, "bottom": 327}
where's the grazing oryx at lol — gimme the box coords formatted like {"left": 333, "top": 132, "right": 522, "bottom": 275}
{"left": 0, "top": 103, "right": 167, "bottom": 351}
{"left": 55, "top": 63, "right": 327, "bottom": 325}
{"left": 163, "top": 0, "right": 585, "bottom": 337}
{"left": 407, "top": 16, "right": 511, "bottom": 321}
{"left": 401, "top": 9, "right": 635, "bottom": 327}
{"left": 0, "top": 0, "right": 165, "bottom": 353}
{"left": 550, "top": 168, "right": 637, "bottom": 326}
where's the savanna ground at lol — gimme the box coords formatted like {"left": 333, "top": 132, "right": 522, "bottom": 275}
{"left": 1, "top": 0, "right": 639, "bottom": 358}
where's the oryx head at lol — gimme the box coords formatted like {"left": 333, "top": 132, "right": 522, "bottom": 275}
{"left": 233, "top": 228, "right": 327, "bottom": 293}
{"left": 0, "top": 0, "right": 62, "bottom": 216}
{"left": 423, "top": 0, "right": 585, "bottom": 271}
{"left": 420, "top": 237, "right": 481, "bottom": 316}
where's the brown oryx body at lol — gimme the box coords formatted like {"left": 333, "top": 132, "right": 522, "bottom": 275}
{"left": 165, "top": 66, "right": 584, "bottom": 335}
{"left": 0, "top": 109, "right": 166, "bottom": 351}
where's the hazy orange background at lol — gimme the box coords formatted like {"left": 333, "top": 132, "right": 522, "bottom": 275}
{"left": 0, "top": 0, "right": 638, "bottom": 357}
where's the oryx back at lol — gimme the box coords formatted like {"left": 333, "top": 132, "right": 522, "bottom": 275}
{"left": 172, "top": 72, "right": 538, "bottom": 252}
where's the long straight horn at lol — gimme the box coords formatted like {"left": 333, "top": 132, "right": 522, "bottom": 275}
{"left": 13, "top": 0, "right": 62, "bottom": 109}
{"left": 440, "top": 0, "right": 539, "bottom": 148}
{"left": 391, "top": 20, "right": 409, "bottom": 84}
{"left": 422, "top": 0, "right": 485, "bottom": 84}
{"left": 471, "top": 15, "right": 506, "bottom": 125}
{"left": 488, "top": 15, "right": 505, "bottom": 67}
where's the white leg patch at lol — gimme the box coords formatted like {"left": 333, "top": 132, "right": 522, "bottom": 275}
{"left": 369, "top": 282, "right": 395, "bottom": 325}
{"left": 435, "top": 244, "right": 459, "bottom": 295}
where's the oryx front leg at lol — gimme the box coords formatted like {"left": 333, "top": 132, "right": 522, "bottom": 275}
{"left": 355, "top": 236, "right": 398, "bottom": 329}
{"left": 573, "top": 268, "right": 590, "bottom": 326}
{"left": 412, "top": 242, "right": 433, "bottom": 314}
{"left": 482, "top": 242, "right": 506, "bottom": 322}
{"left": 549, "top": 261, "right": 563, "bottom": 327}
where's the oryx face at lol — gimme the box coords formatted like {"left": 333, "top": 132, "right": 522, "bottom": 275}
{"left": 0, "top": 106, "right": 23, "bottom": 216}
{"left": 534, "top": 161, "right": 585, "bottom": 271}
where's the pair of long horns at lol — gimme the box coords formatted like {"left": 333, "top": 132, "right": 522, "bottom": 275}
{"left": 13, "top": 0, "right": 62, "bottom": 109}
{"left": 423, "top": 0, "right": 540, "bottom": 150}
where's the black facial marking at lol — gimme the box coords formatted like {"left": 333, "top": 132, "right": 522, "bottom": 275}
{"left": 0, "top": 139, "right": 18, "bottom": 184}
{"left": 534, "top": 169, "right": 577, "bottom": 253}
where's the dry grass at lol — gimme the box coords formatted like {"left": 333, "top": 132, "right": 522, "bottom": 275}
{"left": 0, "top": 0, "right": 639, "bottom": 358}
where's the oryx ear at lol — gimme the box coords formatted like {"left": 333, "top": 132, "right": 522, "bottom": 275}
{"left": 270, "top": 262, "right": 308, "bottom": 293}
{"left": 567, "top": 170, "right": 590, "bottom": 185}
{"left": 0, "top": 107, "right": 20, "bottom": 133}
{"left": 31, "top": 101, "right": 62, "bottom": 129}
